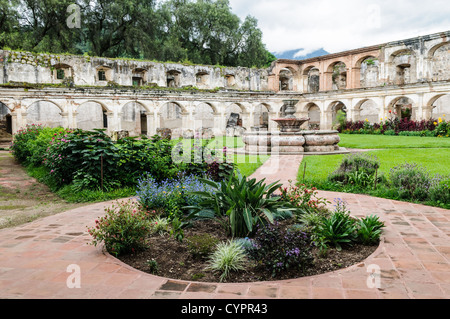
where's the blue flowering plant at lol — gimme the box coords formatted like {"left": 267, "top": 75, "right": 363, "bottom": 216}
{"left": 135, "top": 173, "right": 216, "bottom": 220}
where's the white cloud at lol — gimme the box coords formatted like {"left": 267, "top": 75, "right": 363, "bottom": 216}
{"left": 229, "top": 0, "right": 450, "bottom": 54}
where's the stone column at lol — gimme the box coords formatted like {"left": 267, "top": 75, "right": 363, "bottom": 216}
{"left": 106, "top": 111, "right": 115, "bottom": 134}
{"left": 145, "top": 112, "right": 154, "bottom": 136}
{"left": 71, "top": 111, "right": 78, "bottom": 129}
{"left": 60, "top": 112, "right": 69, "bottom": 128}
{"left": 11, "top": 112, "right": 18, "bottom": 134}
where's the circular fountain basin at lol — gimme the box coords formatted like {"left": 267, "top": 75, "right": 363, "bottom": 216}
{"left": 241, "top": 130, "right": 349, "bottom": 155}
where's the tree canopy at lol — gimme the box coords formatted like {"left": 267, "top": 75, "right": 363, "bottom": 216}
{"left": 1, "top": 0, "right": 275, "bottom": 68}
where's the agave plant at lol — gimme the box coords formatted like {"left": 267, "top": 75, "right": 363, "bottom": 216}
{"left": 185, "top": 171, "right": 294, "bottom": 238}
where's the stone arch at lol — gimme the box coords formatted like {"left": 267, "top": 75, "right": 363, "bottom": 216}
{"left": 52, "top": 63, "right": 74, "bottom": 81}
{"left": 195, "top": 71, "right": 209, "bottom": 88}
{"left": 252, "top": 103, "right": 270, "bottom": 130}
{"left": 159, "top": 102, "right": 184, "bottom": 137}
{"left": 225, "top": 103, "right": 246, "bottom": 131}
{"left": 429, "top": 41, "right": 450, "bottom": 81}
{"left": 306, "top": 102, "right": 321, "bottom": 130}
{"left": 96, "top": 65, "right": 113, "bottom": 82}
{"left": 357, "top": 56, "right": 379, "bottom": 88}
{"left": 167, "top": 70, "right": 181, "bottom": 88}
{"left": 193, "top": 102, "right": 215, "bottom": 129}
{"left": 120, "top": 101, "right": 148, "bottom": 136}
{"left": 326, "top": 61, "right": 348, "bottom": 90}
{"left": 354, "top": 99, "right": 380, "bottom": 123}
{"left": 26, "top": 100, "right": 64, "bottom": 128}
{"left": 76, "top": 100, "right": 110, "bottom": 131}
{"left": 389, "top": 49, "right": 417, "bottom": 85}
{"left": 327, "top": 101, "right": 348, "bottom": 126}
{"left": 427, "top": 94, "right": 450, "bottom": 120}
{"left": 387, "top": 96, "right": 416, "bottom": 120}
{"left": 278, "top": 67, "right": 296, "bottom": 91}
{"left": 0, "top": 102, "right": 12, "bottom": 134}
{"left": 132, "top": 68, "right": 148, "bottom": 87}
{"left": 303, "top": 65, "right": 320, "bottom": 93}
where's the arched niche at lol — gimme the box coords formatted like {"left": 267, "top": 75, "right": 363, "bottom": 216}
{"left": 389, "top": 50, "right": 417, "bottom": 85}
{"left": 253, "top": 104, "right": 270, "bottom": 130}
{"left": 76, "top": 101, "right": 109, "bottom": 131}
{"left": 121, "top": 102, "right": 148, "bottom": 136}
{"left": 307, "top": 103, "right": 321, "bottom": 130}
{"left": 430, "top": 94, "right": 450, "bottom": 120}
{"left": 359, "top": 57, "right": 379, "bottom": 88}
{"left": 355, "top": 99, "right": 380, "bottom": 123}
{"left": 193, "top": 103, "right": 215, "bottom": 129}
{"left": 26, "top": 101, "right": 63, "bottom": 128}
{"left": 303, "top": 66, "right": 320, "bottom": 93}
{"left": 329, "top": 62, "right": 347, "bottom": 90}
{"left": 430, "top": 42, "right": 450, "bottom": 81}
{"left": 388, "top": 96, "right": 416, "bottom": 120}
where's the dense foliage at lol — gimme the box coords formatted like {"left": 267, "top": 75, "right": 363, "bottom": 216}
{"left": 338, "top": 116, "right": 449, "bottom": 137}
{"left": 2, "top": 0, "right": 275, "bottom": 68}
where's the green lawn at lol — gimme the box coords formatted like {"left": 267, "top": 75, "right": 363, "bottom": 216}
{"left": 299, "top": 148, "right": 450, "bottom": 185}
{"left": 299, "top": 134, "right": 450, "bottom": 186}
{"left": 339, "top": 134, "right": 450, "bottom": 149}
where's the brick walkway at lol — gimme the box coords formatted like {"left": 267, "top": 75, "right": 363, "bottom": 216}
{"left": 0, "top": 155, "right": 449, "bottom": 299}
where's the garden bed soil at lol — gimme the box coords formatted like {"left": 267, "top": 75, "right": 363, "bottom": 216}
{"left": 118, "top": 218, "right": 379, "bottom": 283}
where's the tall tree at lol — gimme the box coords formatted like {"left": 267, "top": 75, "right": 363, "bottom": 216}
{"left": 80, "top": 0, "right": 157, "bottom": 58}
{"left": 17, "top": 0, "right": 81, "bottom": 53}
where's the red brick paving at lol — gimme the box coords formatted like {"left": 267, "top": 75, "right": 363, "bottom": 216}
{"left": 0, "top": 155, "right": 449, "bottom": 299}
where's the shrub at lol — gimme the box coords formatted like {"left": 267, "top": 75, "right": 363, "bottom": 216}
{"left": 429, "top": 176, "right": 450, "bottom": 208}
{"left": 87, "top": 200, "right": 152, "bottom": 256}
{"left": 389, "top": 163, "right": 432, "bottom": 201}
{"left": 356, "top": 215, "right": 385, "bottom": 245}
{"left": 186, "top": 234, "right": 220, "bottom": 259}
{"left": 328, "top": 153, "right": 381, "bottom": 188}
{"left": 313, "top": 200, "right": 357, "bottom": 252}
{"left": 187, "top": 172, "right": 295, "bottom": 238}
{"left": 10, "top": 124, "right": 44, "bottom": 163}
{"left": 247, "top": 223, "right": 313, "bottom": 277}
{"left": 206, "top": 240, "right": 248, "bottom": 282}
{"left": 279, "top": 181, "right": 330, "bottom": 215}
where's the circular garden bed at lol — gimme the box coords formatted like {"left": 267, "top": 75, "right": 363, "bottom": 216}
{"left": 116, "top": 217, "right": 379, "bottom": 283}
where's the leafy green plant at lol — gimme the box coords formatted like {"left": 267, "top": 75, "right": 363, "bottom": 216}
{"left": 146, "top": 259, "right": 159, "bottom": 275}
{"left": 314, "top": 209, "right": 357, "bottom": 252}
{"left": 150, "top": 216, "right": 170, "bottom": 236}
{"left": 356, "top": 215, "right": 385, "bottom": 245}
{"left": 206, "top": 240, "right": 248, "bottom": 282}
{"left": 87, "top": 200, "right": 152, "bottom": 256}
{"left": 187, "top": 172, "right": 294, "bottom": 238}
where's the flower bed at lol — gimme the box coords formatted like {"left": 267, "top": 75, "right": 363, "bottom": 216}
{"left": 89, "top": 177, "right": 384, "bottom": 283}
{"left": 338, "top": 114, "right": 449, "bottom": 137}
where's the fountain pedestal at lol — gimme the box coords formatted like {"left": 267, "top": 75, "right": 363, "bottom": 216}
{"left": 242, "top": 99, "right": 349, "bottom": 155}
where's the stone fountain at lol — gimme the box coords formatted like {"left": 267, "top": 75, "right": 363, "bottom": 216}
{"left": 242, "top": 99, "right": 349, "bottom": 155}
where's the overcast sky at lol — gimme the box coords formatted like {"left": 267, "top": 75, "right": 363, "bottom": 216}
{"left": 228, "top": 0, "right": 450, "bottom": 56}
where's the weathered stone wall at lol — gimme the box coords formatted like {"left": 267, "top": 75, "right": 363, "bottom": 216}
{"left": 0, "top": 30, "right": 449, "bottom": 136}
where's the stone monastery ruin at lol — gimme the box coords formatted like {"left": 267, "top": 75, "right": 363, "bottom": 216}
{"left": 0, "top": 30, "right": 449, "bottom": 138}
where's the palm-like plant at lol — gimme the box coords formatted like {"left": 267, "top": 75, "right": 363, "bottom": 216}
{"left": 186, "top": 171, "right": 294, "bottom": 238}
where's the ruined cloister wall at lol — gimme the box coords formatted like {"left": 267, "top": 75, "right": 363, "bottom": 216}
{"left": 0, "top": 31, "right": 449, "bottom": 136}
